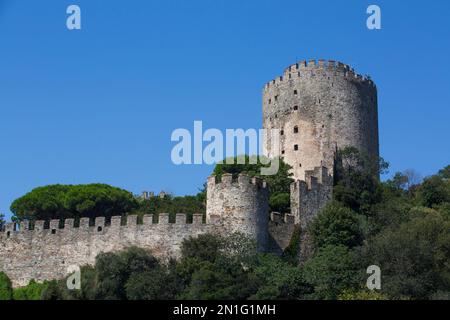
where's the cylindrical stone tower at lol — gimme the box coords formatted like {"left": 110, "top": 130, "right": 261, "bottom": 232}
{"left": 206, "top": 173, "right": 269, "bottom": 251}
{"left": 263, "top": 59, "right": 379, "bottom": 180}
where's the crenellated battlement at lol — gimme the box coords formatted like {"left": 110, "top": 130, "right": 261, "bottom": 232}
{"left": 268, "top": 212, "right": 296, "bottom": 255}
{"left": 0, "top": 212, "right": 211, "bottom": 287}
{"left": 269, "top": 212, "right": 295, "bottom": 225}
{"left": 0, "top": 213, "right": 206, "bottom": 238}
{"left": 207, "top": 173, "right": 268, "bottom": 189}
{"left": 263, "top": 59, "right": 375, "bottom": 90}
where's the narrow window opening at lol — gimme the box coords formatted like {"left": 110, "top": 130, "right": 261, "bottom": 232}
{"left": 268, "top": 98, "right": 271, "bottom": 104}
{"left": 294, "top": 90, "right": 298, "bottom": 95}
{"left": 281, "top": 150, "right": 285, "bottom": 155}
{"left": 274, "top": 95, "right": 278, "bottom": 101}
{"left": 280, "top": 130, "right": 284, "bottom": 136}
{"left": 6, "top": 231, "right": 10, "bottom": 238}
{"left": 293, "top": 106, "right": 298, "bottom": 111}
{"left": 294, "top": 145, "right": 299, "bottom": 151}
{"left": 51, "top": 229, "right": 56, "bottom": 234}
{"left": 97, "top": 226, "right": 103, "bottom": 232}
{"left": 294, "top": 126, "right": 299, "bottom": 134}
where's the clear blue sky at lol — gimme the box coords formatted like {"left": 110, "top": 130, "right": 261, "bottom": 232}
{"left": 1, "top": 0, "right": 449, "bottom": 220}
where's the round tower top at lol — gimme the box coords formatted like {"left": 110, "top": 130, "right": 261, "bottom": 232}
{"left": 263, "top": 59, "right": 376, "bottom": 90}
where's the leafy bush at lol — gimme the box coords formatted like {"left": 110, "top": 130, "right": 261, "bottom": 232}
{"left": 0, "top": 272, "right": 13, "bottom": 300}
{"left": 359, "top": 213, "right": 450, "bottom": 299}
{"left": 12, "top": 280, "right": 47, "bottom": 300}
{"left": 309, "top": 201, "right": 363, "bottom": 249}
{"left": 302, "top": 245, "right": 360, "bottom": 300}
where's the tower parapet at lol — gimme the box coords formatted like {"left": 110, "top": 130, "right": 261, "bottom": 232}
{"left": 206, "top": 173, "right": 269, "bottom": 251}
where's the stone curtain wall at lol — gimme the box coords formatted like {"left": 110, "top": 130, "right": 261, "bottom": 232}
{"left": 0, "top": 167, "right": 330, "bottom": 287}
{"left": 263, "top": 59, "right": 379, "bottom": 181}
{"left": 0, "top": 174, "right": 271, "bottom": 287}
{"left": 0, "top": 214, "right": 211, "bottom": 287}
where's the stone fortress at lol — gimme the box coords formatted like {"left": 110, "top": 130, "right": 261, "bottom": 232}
{"left": 0, "top": 59, "right": 379, "bottom": 287}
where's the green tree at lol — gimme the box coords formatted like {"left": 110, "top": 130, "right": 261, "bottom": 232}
{"left": 359, "top": 212, "right": 450, "bottom": 299}
{"left": 12, "top": 280, "right": 47, "bottom": 300}
{"left": 250, "top": 254, "right": 312, "bottom": 299}
{"left": 416, "top": 173, "right": 450, "bottom": 208}
{"left": 386, "top": 172, "right": 409, "bottom": 192}
{"left": 302, "top": 245, "right": 360, "bottom": 300}
{"left": 365, "top": 193, "right": 411, "bottom": 237}
{"left": 40, "top": 280, "right": 63, "bottom": 300}
{"left": 10, "top": 184, "right": 138, "bottom": 221}
{"left": 309, "top": 201, "right": 363, "bottom": 249}
{"left": 53, "top": 266, "right": 98, "bottom": 300}
{"left": 0, "top": 272, "right": 13, "bottom": 300}
{"left": 95, "top": 247, "right": 159, "bottom": 300}
{"left": 181, "top": 233, "right": 222, "bottom": 263}
{"left": 269, "top": 192, "right": 290, "bottom": 213}
{"left": 177, "top": 233, "right": 261, "bottom": 300}
{"left": 179, "top": 261, "right": 258, "bottom": 300}
{"left": 333, "top": 147, "right": 388, "bottom": 215}
{"left": 125, "top": 267, "right": 176, "bottom": 300}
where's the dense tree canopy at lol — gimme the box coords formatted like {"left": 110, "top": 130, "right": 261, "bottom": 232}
{"left": 10, "top": 184, "right": 138, "bottom": 221}
{"left": 302, "top": 245, "right": 360, "bottom": 300}
{"left": 359, "top": 211, "right": 450, "bottom": 299}
{"left": 309, "top": 201, "right": 363, "bottom": 249}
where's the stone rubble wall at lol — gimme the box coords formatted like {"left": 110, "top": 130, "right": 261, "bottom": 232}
{"left": 0, "top": 214, "right": 211, "bottom": 287}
